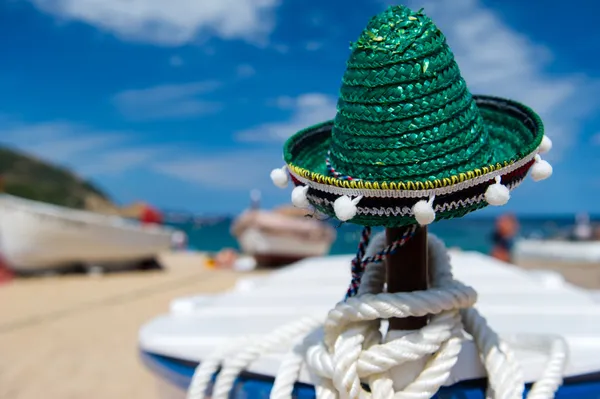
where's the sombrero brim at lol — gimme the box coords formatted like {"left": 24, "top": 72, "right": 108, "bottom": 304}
{"left": 283, "top": 95, "right": 544, "bottom": 227}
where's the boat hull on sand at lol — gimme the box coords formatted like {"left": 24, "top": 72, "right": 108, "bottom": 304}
{"left": 0, "top": 195, "right": 177, "bottom": 272}
{"left": 231, "top": 209, "right": 336, "bottom": 266}
{"left": 237, "top": 227, "right": 332, "bottom": 266}
{"left": 514, "top": 238, "right": 600, "bottom": 264}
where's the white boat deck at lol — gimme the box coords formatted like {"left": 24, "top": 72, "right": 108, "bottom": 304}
{"left": 139, "top": 250, "right": 600, "bottom": 385}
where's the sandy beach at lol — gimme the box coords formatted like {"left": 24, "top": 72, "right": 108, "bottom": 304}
{"left": 0, "top": 252, "right": 267, "bottom": 399}
{"left": 0, "top": 252, "right": 599, "bottom": 399}
{"left": 516, "top": 259, "right": 600, "bottom": 290}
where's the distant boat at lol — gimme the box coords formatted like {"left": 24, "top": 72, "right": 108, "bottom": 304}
{"left": 0, "top": 194, "right": 181, "bottom": 273}
{"left": 514, "top": 238, "right": 600, "bottom": 264}
{"left": 514, "top": 213, "right": 600, "bottom": 264}
{"left": 231, "top": 206, "right": 336, "bottom": 267}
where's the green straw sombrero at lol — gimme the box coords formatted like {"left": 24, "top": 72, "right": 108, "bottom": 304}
{"left": 270, "top": 5, "right": 553, "bottom": 227}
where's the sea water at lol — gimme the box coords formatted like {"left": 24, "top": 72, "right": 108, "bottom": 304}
{"left": 168, "top": 215, "right": 592, "bottom": 255}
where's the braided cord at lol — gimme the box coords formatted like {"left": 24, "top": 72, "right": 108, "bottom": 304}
{"left": 345, "top": 226, "right": 372, "bottom": 298}
{"left": 326, "top": 151, "right": 359, "bottom": 181}
{"left": 345, "top": 224, "right": 417, "bottom": 299}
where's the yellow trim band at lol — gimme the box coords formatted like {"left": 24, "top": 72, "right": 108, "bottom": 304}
{"left": 288, "top": 160, "right": 515, "bottom": 191}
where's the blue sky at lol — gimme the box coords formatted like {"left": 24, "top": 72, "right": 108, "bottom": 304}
{"left": 0, "top": 0, "right": 599, "bottom": 215}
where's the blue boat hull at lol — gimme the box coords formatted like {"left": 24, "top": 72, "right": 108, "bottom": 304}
{"left": 141, "top": 350, "right": 600, "bottom": 399}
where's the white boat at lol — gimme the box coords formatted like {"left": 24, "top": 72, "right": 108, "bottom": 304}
{"left": 231, "top": 207, "right": 336, "bottom": 266}
{"left": 138, "top": 248, "right": 600, "bottom": 399}
{"left": 0, "top": 194, "right": 180, "bottom": 272}
{"left": 514, "top": 238, "right": 600, "bottom": 263}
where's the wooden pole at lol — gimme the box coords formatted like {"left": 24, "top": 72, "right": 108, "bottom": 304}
{"left": 385, "top": 226, "right": 429, "bottom": 330}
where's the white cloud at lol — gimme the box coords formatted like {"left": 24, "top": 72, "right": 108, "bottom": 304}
{"left": 234, "top": 0, "right": 600, "bottom": 156}
{"left": 400, "top": 0, "right": 600, "bottom": 161}
{"left": 78, "top": 147, "right": 164, "bottom": 175}
{"left": 112, "top": 81, "right": 223, "bottom": 121}
{"left": 235, "top": 93, "right": 337, "bottom": 142}
{"left": 0, "top": 121, "right": 125, "bottom": 162}
{"left": 154, "top": 150, "right": 281, "bottom": 191}
{"left": 0, "top": 119, "right": 160, "bottom": 175}
{"left": 29, "top": 0, "right": 281, "bottom": 46}
{"left": 236, "top": 63, "right": 256, "bottom": 78}
{"left": 169, "top": 55, "right": 184, "bottom": 67}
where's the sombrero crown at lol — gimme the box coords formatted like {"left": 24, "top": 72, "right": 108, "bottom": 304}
{"left": 271, "top": 5, "right": 553, "bottom": 227}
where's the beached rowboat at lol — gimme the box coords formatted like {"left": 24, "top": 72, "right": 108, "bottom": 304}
{"left": 0, "top": 194, "right": 179, "bottom": 272}
{"left": 231, "top": 208, "right": 336, "bottom": 266}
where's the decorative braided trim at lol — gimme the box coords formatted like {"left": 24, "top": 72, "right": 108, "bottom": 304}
{"left": 289, "top": 151, "right": 535, "bottom": 199}
{"left": 307, "top": 179, "right": 523, "bottom": 216}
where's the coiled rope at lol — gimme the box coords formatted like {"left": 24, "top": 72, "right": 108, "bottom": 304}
{"left": 187, "top": 233, "right": 568, "bottom": 399}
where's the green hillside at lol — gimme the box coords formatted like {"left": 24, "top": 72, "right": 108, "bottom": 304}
{"left": 0, "top": 146, "right": 112, "bottom": 209}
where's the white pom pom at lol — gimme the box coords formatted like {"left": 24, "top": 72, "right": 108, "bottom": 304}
{"left": 291, "top": 185, "right": 310, "bottom": 209}
{"left": 485, "top": 175, "right": 510, "bottom": 206}
{"left": 531, "top": 154, "right": 553, "bottom": 181}
{"left": 333, "top": 195, "right": 362, "bottom": 222}
{"left": 270, "top": 166, "right": 289, "bottom": 188}
{"left": 412, "top": 196, "right": 435, "bottom": 225}
{"left": 539, "top": 135, "right": 552, "bottom": 154}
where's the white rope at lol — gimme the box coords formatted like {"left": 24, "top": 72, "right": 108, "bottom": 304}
{"left": 187, "top": 233, "right": 568, "bottom": 399}
{"left": 187, "top": 316, "right": 322, "bottom": 399}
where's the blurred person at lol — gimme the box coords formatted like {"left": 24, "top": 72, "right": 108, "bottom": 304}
{"left": 594, "top": 225, "right": 600, "bottom": 241}
{"left": 490, "top": 213, "right": 519, "bottom": 263}
{"left": 171, "top": 231, "right": 188, "bottom": 250}
{"left": 250, "top": 189, "right": 261, "bottom": 210}
{"left": 572, "top": 212, "right": 592, "bottom": 241}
